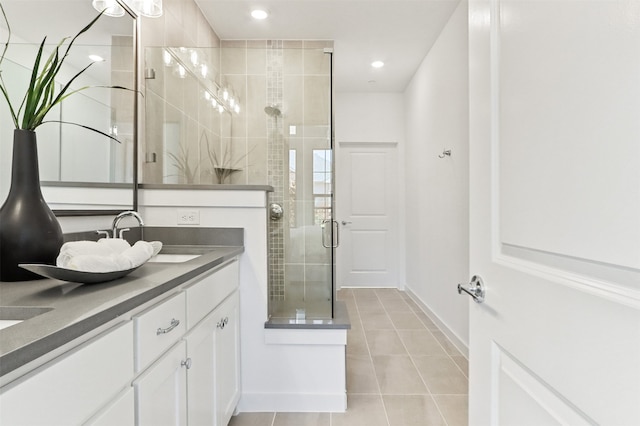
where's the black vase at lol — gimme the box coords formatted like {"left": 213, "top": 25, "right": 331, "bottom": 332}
{"left": 0, "top": 129, "right": 63, "bottom": 281}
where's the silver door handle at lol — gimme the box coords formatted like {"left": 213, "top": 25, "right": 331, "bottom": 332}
{"left": 156, "top": 318, "right": 180, "bottom": 335}
{"left": 321, "top": 220, "right": 339, "bottom": 248}
{"left": 457, "top": 275, "right": 485, "bottom": 303}
{"left": 181, "top": 358, "right": 192, "bottom": 369}
{"left": 341, "top": 221, "right": 352, "bottom": 226}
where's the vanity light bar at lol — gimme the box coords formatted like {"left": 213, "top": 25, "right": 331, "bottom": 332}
{"left": 161, "top": 48, "right": 240, "bottom": 114}
{"left": 93, "top": 0, "right": 163, "bottom": 18}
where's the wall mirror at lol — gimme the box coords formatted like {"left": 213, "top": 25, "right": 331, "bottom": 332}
{"left": 0, "top": 0, "right": 138, "bottom": 214}
{"left": 143, "top": 46, "right": 239, "bottom": 186}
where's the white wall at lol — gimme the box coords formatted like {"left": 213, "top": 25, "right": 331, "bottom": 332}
{"left": 335, "top": 93, "right": 405, "bottom": 144}
{"left": 334, "top": 92, "right": 407, "bottom": 287}
{"left": 403, "top": 0, "right": 470, "bottom": 351}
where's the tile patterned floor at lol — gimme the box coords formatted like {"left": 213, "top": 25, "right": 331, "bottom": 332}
{"left": 229, "top": 288, "right": 469, "bottom": 426}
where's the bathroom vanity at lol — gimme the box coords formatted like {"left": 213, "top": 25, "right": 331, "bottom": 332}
{"left": 0, "top": 231, "right": 243, "bottom": 426}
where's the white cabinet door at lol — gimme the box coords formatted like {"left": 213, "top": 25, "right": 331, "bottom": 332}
{"left": 0, "top": 321, "right": 133, "bottom": 426}
{"left": 135, "top": 341, "right": 188, "bottom": 426}
{"left": 85, "top": 388, "right": 135, "bottom": 426}
{"left": 184, "top": 313, "right": 216, "bottom": 426}
{"left": 468, "top": 0, "right": 640, "bottom": 424}
{"left": 214, "top": 292, "right": 240, "bottom": 426}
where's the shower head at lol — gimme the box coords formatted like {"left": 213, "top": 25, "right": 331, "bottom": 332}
{"left": 264, "top": 105, "right": 281, "bottom": 117}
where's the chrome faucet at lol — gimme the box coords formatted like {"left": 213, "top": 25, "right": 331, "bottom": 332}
{"left": 112, "top": 211, "right": 144, "bottom": 239}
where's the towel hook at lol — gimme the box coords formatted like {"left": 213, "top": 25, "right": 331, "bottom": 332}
{"left": 438, "top": 149, "right": 452, "bottom": 158}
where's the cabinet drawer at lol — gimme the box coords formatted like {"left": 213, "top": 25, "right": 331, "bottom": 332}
{"left": 135, "top": 292, "right": 186, "bottom": 372}
{"left": 186, "top": 259, "right": 239, "bottom": 328}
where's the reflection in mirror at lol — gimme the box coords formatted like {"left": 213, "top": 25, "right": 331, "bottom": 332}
{"left": 0, "top": 0, "right": 136, "bottom": 212}
{"left": 144, "top": 47, "right": 243, "bottom": 185}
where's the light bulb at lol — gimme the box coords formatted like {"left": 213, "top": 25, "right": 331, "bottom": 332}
{"left": 130, "top": 0, "right": 163, "bottom": 18}
{"left": 92, "top": 0, "right": 125, "bottom": 17}
{"left": 251, "top": 9, "right": 268, "bottom": 20}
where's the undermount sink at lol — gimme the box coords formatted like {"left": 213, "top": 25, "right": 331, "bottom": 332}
{"left": 0, "top": 306, "right": 53, "bottom": 331}
{"left": 147, "top": 253, "right": 202, "bottom": 263}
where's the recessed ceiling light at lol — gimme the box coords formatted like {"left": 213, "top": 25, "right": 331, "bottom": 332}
{"left": 89, "top": 54, "right": 105, "bottom": 62}
{"left": 251, "top": 9, "right": 269, "bottom": 20}
{"left": 371, "top": 61, "right": 384, "bottom": 68}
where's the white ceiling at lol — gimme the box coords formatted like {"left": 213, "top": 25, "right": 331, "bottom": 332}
{"left": 195, "top": 0, "right": 460, "bottom": 93}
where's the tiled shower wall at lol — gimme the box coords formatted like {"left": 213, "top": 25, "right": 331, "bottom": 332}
{"left": 141, "top": 32, "right": 333, "bottom": 307}
{"left": 219, "top": 40, "right": 333, "bottom": 304}
{"left": 139, "top": 0, "right": 220, "bottom": 184}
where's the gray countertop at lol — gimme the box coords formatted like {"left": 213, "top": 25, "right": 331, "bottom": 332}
{"left": 0, "top": 228, "right": 244, "bottom": 379}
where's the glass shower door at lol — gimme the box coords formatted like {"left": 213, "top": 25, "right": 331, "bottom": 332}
{"left": 268, "top": 46, "right": 333, "bottom": 320}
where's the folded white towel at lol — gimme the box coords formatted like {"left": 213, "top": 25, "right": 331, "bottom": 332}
{"left": 57, "top": 239, "right": 163, "bottom": 272}
{"left": 121, "top": 241, "right": 155, "bottom": 268}
{"left": 64, "top": 253, "right": 132, "bottom": 273}
{"left": 57, "top": 240, "right": 122, "bottom": 269}
{"left": 98, "top": 238, "right": 131, "bottom": 253}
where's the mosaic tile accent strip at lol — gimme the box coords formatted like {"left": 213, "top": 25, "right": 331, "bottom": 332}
{"left": 267, "top": 40, "right": 285, "bottom": 300}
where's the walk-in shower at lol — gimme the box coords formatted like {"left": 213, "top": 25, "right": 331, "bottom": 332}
{"left": 266, "top": 44, "right": 335, "bottom": 321}
{"left": 142, "top": 41, "right": 335, "bottom": 321}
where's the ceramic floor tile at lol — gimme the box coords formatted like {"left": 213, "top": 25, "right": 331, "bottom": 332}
{"left": 250, "top": 289, "right": 468, "bottom": 425}
{"left": 382, "top": 395, "right": 446, "bottom": 426}
{"left": 388, "top": 311, "right": 426, "bottom": 330}
{"left": 228, "top": 412, "right": 275, "bottom": 426}
{"left": 433, "top": 395, "right": 468, "bottom": 426}
{"left": 347, "top": 329, "right": 370, "bottom": 356}
{"left": 360, "top": 311, "right": 395, "bottom": 330}
{"left": 336, "top": 288, "right": 354, "bottom": 301}
{"left": 413, "top": 356, "right": 469, "bottom": 395}
{"left": 353, "top": 288, "right": 380, "bottom": 301}
{"left": 273, "top": 412, "right": 330, "bottom": 426}
{"left": 365, "top": 329, "right": 408, "bottom": 356}
{"left": 372, "top": 355, "right": 428, "bottom": 395}
{"left": 356, "top": 298, "right": 385, "bottom": 313}
{"left": 414, "top": 312, "right": 440, "bottom": 331}
{"left": 380, "top": 298, "right": 412, "bottom": 312}
{"left": 397, "top": 329, "right": 447, "bottom": 357}
{"left": 451, "top": 355, "right": 469, "bottom": 378}
{"left": 375, "top": 288, "right": 404, "bottom": 299}
{"left": 431, "top": 330, "right": 463, "bottom": 357}
{"left": 347, "top": 354, "right": 380, "bottom": 393}
{"left": 331, "top": 394, "right": 389, "bottom": 426}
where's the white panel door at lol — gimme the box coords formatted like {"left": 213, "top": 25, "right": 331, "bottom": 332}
{"left": 336, "top": 142, "right": 398, "bottom": 287}
{"left": 468, "top": 0, "right": 640, "bottom": 425}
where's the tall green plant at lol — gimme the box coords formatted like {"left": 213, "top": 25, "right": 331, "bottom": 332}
{"left": 0, "top": 3, "right": 130, "bottom": 139}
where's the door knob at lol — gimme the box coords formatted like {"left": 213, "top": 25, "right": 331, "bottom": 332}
{"left": 341, "top": 221, "right": 352, "bottom": 226}
{"left": 457, "top": 275, "right": 485, "bottom": 303}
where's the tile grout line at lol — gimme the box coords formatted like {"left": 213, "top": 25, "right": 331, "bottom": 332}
{"left": 406, "top": 294, "right": 470, "bottom": 381}
{"left": 356, "top": 290, "right": 392, "bottom": 426}
{"left": 375, "top": 289, "right": 452, "bottom": 426}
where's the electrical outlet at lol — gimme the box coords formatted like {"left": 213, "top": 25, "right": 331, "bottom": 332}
{"left": 177, "top": 209, "right": 200, "bottom": 225}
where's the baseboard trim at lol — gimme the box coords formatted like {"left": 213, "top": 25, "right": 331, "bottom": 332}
{"left": 237, "top": 392, "right": 347, "bottom": 413}
{"left": 404, "top": 287, "right": 469, "bottom": 359}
